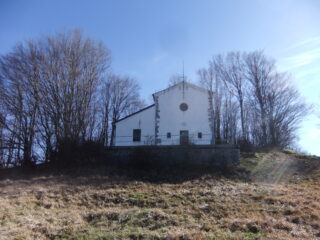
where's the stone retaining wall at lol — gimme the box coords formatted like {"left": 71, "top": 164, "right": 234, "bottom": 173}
{"left": 107, "top": 145, "right": 240, "bottom": 168}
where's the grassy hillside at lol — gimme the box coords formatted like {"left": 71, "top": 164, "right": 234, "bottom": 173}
{"left": 0, "top": 150, "right": 319, "bottom": 240}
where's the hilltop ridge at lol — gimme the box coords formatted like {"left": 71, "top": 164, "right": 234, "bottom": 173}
{"left": 0, "top": 150, "right": 319, "bottom": 240}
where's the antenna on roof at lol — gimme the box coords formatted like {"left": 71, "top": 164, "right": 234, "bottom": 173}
{"left": 182, "top": 61, "right": 185, "bottom": 82}
{"left": 182, "top": 61, "right": 185, "bottom": 99}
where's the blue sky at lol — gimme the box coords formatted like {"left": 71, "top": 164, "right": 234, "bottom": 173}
{"left": 1, "top": 0, "right": 320, "bottom": 155}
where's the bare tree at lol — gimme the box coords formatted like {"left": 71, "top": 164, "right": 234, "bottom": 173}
{"left": 264, "top": 73, "right": 308, "bottom": 147}
{"left": 221, "top": 90, "right": 239, "bottom": 144}
{"left": 215, "top": 52, "right": 248, "bottom": 140}
{"left": 244, "top": 51, "right": 308, "bottom": 147}
{"left": 199, "top": 50, "right": 308, "bottom": 148}
{"left": 36, "top": 30, "right": 110, "bottom": 154}
{"left": 244, "top": 51, "right": 275, "bottom": 146}
{"left": 0, "top": 103, "right": 4, "bottom": 167}
{"left": 0, "top": 42, "right": 41, "bottom": 166}
{"left": 98, "top": 79, "right": 112, "bottom": 146}
{"left": 106, "top": 74, "right": 145, "bottom": 146}
{"left": 198, "top": 55, "right": 235, "bottom": 143}
{"left": 0, "top": 30, "right": 111, "bottom": 165}
{"left": 0, "top": 76, "right": 3, "bottom": 167}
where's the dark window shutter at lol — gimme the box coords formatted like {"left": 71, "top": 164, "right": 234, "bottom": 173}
{"left": 133, "top": 129, "right": 141, "bottom": 142}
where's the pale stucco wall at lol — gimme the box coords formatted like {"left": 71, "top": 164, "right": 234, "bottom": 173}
{"left": 114, "top": 106, "right": 155, "bottom": 146}
{"left": 156, "top": 83, "right": 212, "bottom": 145}
{"left": 114, "top": 82, "right": 213, "bottom": 146}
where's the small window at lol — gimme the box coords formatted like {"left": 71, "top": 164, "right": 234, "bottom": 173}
{"left": 198, "top": 132, "right": 202, "bottom": 139}
{"left": 167, "top": 132, "right": 171, "bottom": 138}
{"left": 133, "top": 129, "right": 141, "bottom": 142}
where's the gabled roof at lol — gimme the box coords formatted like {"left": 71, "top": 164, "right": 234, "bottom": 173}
{"left": 152, "top": 81, "right": 212, "bottom": 100}
{"left": 115, "top": 81, "right": 213, "bottom": 124}
{"left": 114, "top": 104, "right": 155, "bottom": 123}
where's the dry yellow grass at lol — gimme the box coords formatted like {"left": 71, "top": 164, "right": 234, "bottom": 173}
{"left": 0, "top": 150, "right": 319, "bottom": 240}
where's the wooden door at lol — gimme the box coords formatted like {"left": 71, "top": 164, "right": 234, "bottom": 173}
{"left": 180, "top": 130, "right": 189, "bottom": 145}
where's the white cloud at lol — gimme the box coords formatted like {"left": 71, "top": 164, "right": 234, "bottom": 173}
{"left": 280, "top": 47, "right": 320, "bottom": 71}
{"left": 285, "top": 36, "right": 320, "bottom": 51}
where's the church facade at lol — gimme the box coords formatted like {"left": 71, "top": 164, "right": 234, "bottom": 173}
{"left": 114, "top": 81, "right": 214, "bottom": 146}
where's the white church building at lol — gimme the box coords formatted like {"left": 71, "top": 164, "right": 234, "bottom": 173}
{"left": 114, "top": 81, "right": 214, "bottom": 146}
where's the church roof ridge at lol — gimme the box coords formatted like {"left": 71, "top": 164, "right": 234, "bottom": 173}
{"left": 114, "top": 104, "right": 155, "bottom": 123}
{"left": 152, "top": 81, "right": 212, "bottom": 99}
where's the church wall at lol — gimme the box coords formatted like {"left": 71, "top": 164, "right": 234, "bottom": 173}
{"left": 114, "top": 106, "right": 155, "bottom": 146}
{"left": 157, "top": 83, "right": 212, "bottom": 145}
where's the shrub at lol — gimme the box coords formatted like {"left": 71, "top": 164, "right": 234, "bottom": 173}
{"left": 238, "top": 138, "right": 254, "bottom": 152}
{"left": 50, "top": 139, "right": 106, "bottom": 167}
